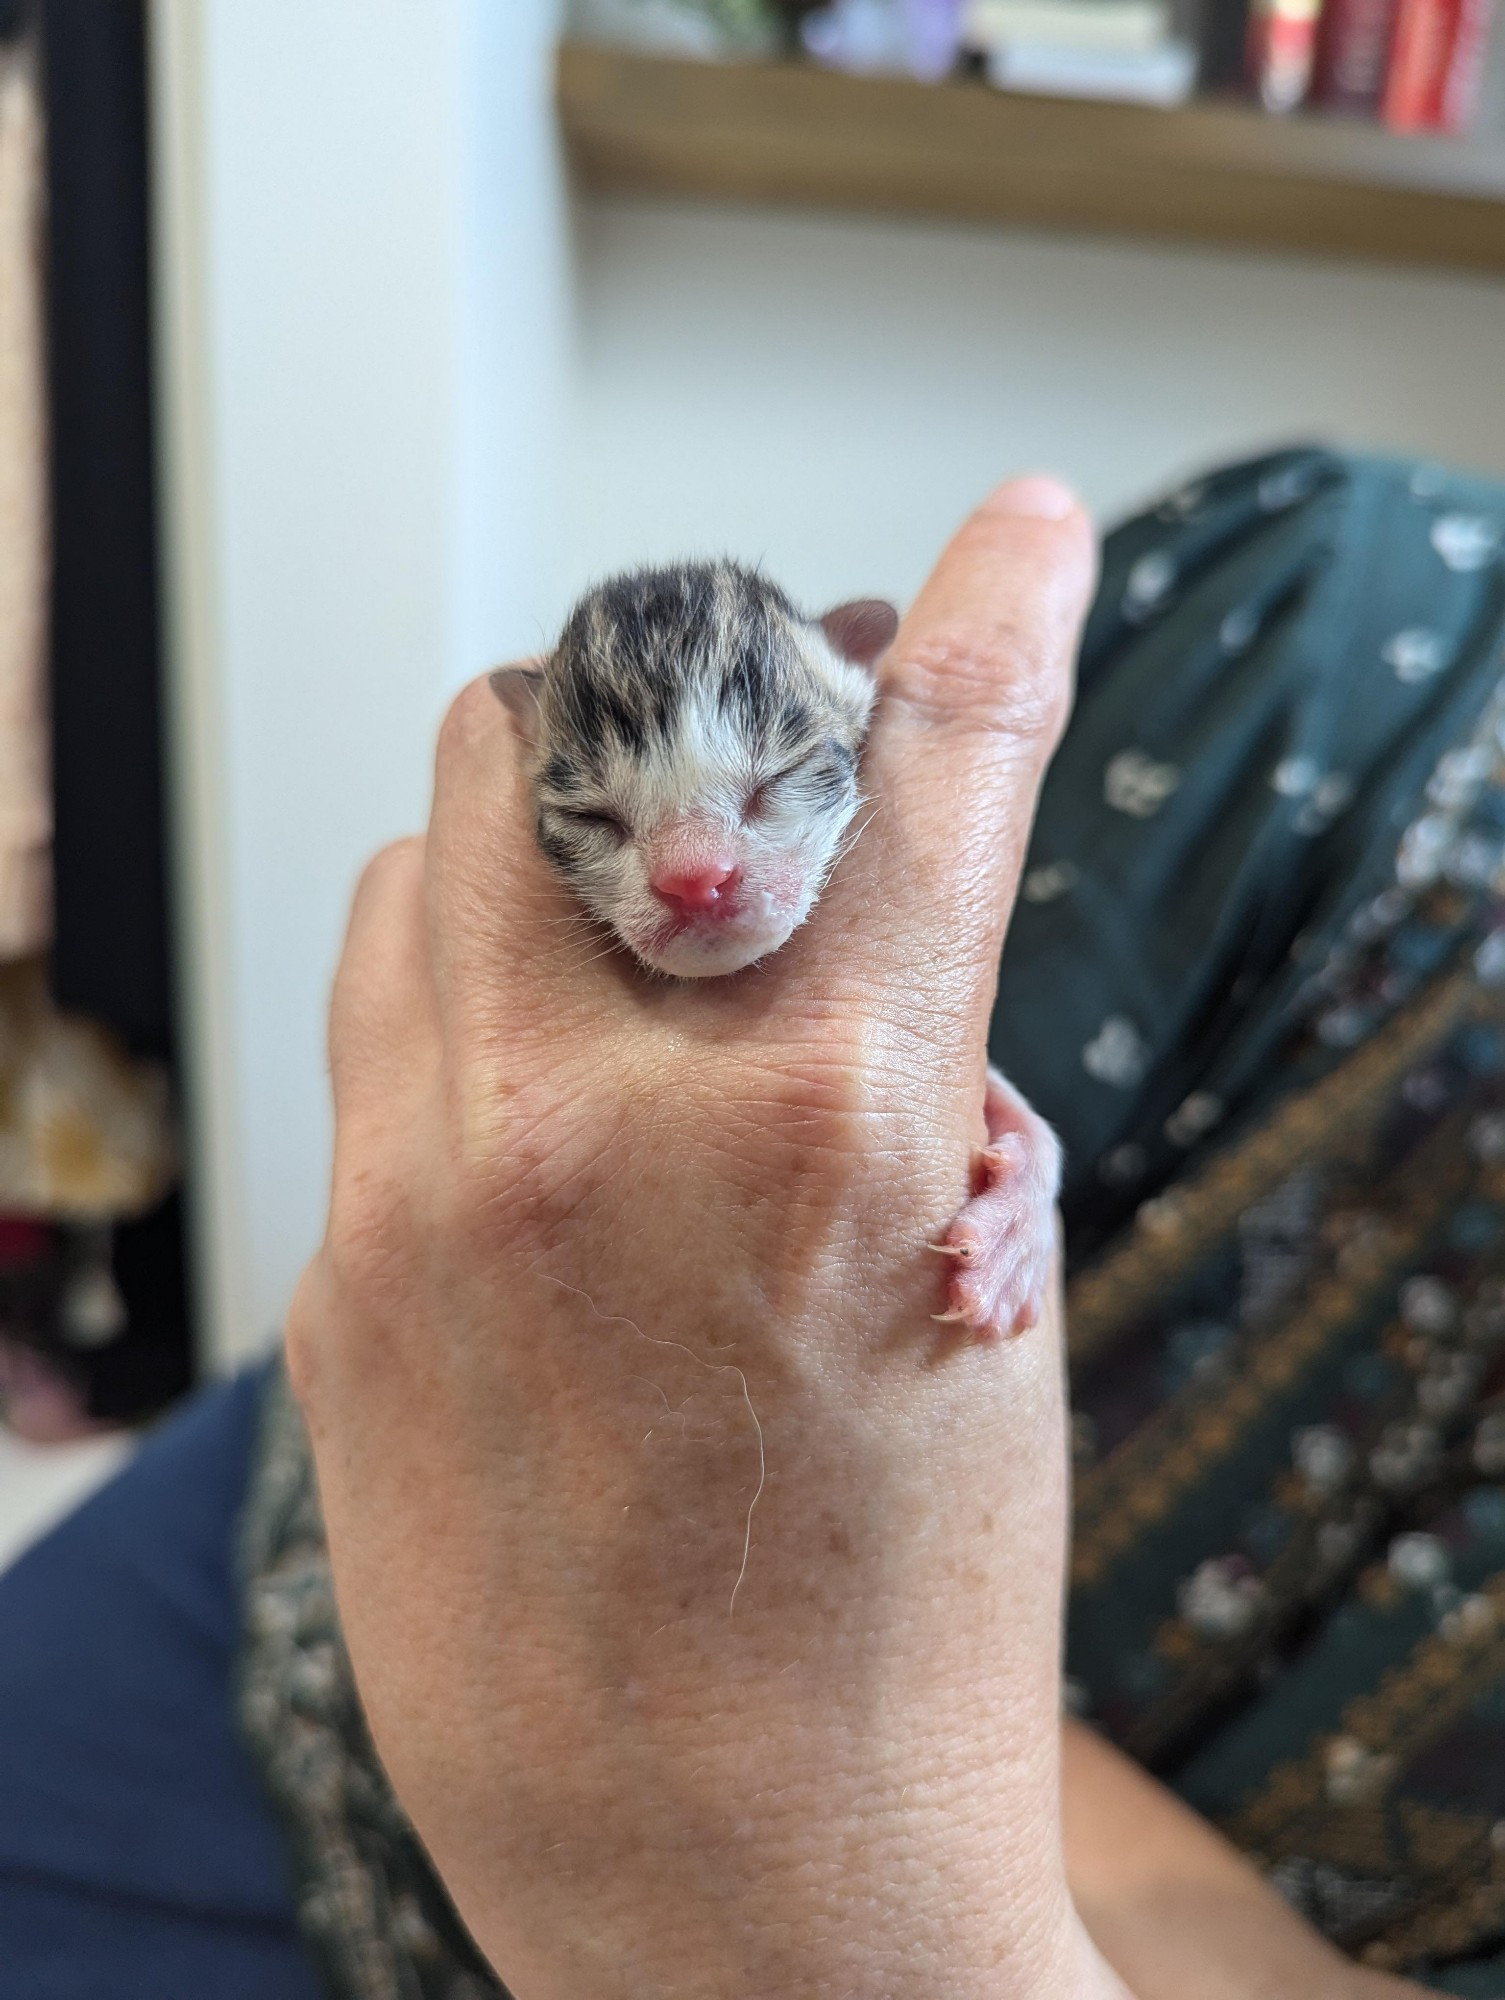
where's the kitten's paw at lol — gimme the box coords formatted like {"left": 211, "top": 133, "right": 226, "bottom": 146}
{"left": 932, "top": 1071, "right": 1060, "bottom": 1341}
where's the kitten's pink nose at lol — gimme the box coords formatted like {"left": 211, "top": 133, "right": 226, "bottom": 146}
{"left": 650, "top": 860, "right": 742, "bottom": 915}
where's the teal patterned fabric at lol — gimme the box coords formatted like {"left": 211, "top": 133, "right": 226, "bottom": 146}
{"left": 240, "top": 447, "right": 1505, "bottom": 1996}
{"left": 238, "top": 1365, "right": 503, "bottom": 1999}
{"left": 993, "top": 447, "right": 1505, "bottom": 1988}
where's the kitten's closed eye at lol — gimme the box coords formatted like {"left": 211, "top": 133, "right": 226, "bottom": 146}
{"left": 560, "top": 808, "right": 630, "bottom": 843}
{"left": 743, "top": 762, "right": 811, "bottom": 821}
{"left": 745, "top": 745, "right": 854, "bottom": 823}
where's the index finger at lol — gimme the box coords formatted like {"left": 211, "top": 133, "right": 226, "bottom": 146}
{"left": 423, "top": 672, "right": 614, "bottom": 1051}
{"left": 810, "top": 477, "right": 1097, "bottom": 1047}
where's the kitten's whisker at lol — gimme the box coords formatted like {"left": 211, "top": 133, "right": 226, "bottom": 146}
{"left": 834, "top": 803, "right": 882, "bottom": 864}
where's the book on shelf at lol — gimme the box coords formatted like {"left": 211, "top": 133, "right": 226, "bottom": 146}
{"left": 1198, "top": 0, "right": 1255, "bottom": 84}
{"left": 983, "top": 34, "right": 1199, "bottom": 94}
{"left": 1245, "top": 0, "right": 1325, "bottom": 108}
{"left": 963, "top": 0, "right": 1198, "bottom": 99}
{"left": 962, "top": 0, "right": 1173, "bottom": 47}
{"left": 1435, "top": 0, "right": 1497, "bottom": 128}
{"left": 568, "top": 0, "right": 1505, "bottom": 131}
{"left": 1311, "top": 0, "right": 1399, "bottom": 108}
{"left": 1382, "top": 0, "right": 1496, "bottom": 127}
{"left": 1383, "top": 0, "right": 1458, "bottom": 122}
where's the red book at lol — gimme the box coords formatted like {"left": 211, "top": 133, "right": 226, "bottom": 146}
{"left": 1438, "top": 0, "right": 1496, "bottom": 129}
{"left": 1382, "top": 0, "right": 1457, "bottom": 125}
{"left": 1312, "top": 0, "right": 1400, "bottom": 108}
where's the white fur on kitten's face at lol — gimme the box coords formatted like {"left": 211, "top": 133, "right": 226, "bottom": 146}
{"left": 495, "top": 564, "right": 895, "bottom": 978}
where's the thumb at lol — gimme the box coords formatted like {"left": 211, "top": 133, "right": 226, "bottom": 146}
{"left": 812, "top": 476, "right": 1097, "bottom": 1049}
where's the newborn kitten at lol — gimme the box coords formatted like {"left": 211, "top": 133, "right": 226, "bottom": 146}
{"left": 493, "top": 560, "right": 1058, "bottom": 1338}
{"left": 495, "top": 563, "right": 890, "bottom": 979}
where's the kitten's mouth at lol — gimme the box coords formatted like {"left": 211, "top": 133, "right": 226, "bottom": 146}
{"left": 633, "top": 894, "right": 799, "bottom": 979}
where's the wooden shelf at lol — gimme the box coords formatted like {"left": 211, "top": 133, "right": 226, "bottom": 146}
{"left": 558, "top": 40, "right": 1505, "bottom": 274}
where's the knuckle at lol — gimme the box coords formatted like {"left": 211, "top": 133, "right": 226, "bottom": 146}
{"left": 323, "top": 1158, "right": 416, "bottom": 1305}
{"left": 326, "top": 974, "right": 381, "bottom": 1090}
{"left": 893, "top": 619, "right": 1069, "bottom": 750}
{"left": 435, "top": 676, "right": 500, "bottom": 778}
{"left": 352, "top": 836, "right": 422, "bottom": 915}
{"left": 282, "top": 1261, "right": 327, "bottom": 1410}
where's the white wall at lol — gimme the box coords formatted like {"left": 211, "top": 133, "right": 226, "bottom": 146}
{"left": 565, "top": 197, "right": 1505, "bottom": 614}
{"left": 152, "top": 0, "right": 571, "bottom": 1364}
{"left": 155, "top": 3, "right": 1505, "bottom": 1367}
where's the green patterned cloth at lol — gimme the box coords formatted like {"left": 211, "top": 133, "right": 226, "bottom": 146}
{"left": 238, "top": 1365, "right": 503, "bottom": 2000}
{"left": 240, "top": 447, "right": 1505, "bottom": 1996}
{"left": 995, "top": 447, "right": 1505, "bottom": 1990}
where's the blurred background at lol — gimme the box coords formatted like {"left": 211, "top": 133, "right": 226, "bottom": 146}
{"left": 1, "top": 0, "right": 1503, "bottom": 1547}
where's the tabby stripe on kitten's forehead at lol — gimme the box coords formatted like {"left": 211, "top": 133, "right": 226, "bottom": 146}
{"left": 559, "top": 563, "right": 809, "bottom": 759}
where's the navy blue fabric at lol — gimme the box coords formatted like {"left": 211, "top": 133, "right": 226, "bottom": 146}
{"left": 0, "top": 1368, "right": 322, "bottom": 1999}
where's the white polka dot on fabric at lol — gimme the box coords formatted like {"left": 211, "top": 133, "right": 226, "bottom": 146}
{"left": 1475, "top": 931, "right": 1505, "bottom": 986}
{"left": 1410, "top": 464, "right": 1447, "bottom": 500}
{"left": 1314, "top": 773, "right": 1355, "bottom": 812}
{"left": 1323, "top": 1735, "right": 1397, "bottom": 1806}
{"left": 1082, "top": 1015, "right": 1150, "bottom": 1088}
{"left": 1271, "top": 755, "right": 1319, "bottom": 797}
{"left": 1272, "top": 759, "right": 1353, "bottom": 830}
{"left": 1294, "top": 772, "right": 1355, "bottom": 835}
{"left": 1387, "top": 1531, "right": 1449, "bottom": 1589}
{"left": 1022, "top": 860, "right": 1079, "bottom": 903}
{"left": 1440, "top": 1594, "right": 1498, "bottom": 1645}
{"left": 1292, "top": 1424, "right": 1353, "bottom": 1495}
{"left": 1164, "top": 1092, "right": 1224, "bottom": 1146}
{"left": 1104, "top": 748, "right": 1181, "bottom": 817}
{"left": 1428, "top": 745, "right": 1493, "bottom": 811}
{"left": 1399, "top": 1275, "right": 1457, "bottom": 1333}
{"left": 1122, "top": 551, "right": 1176, "bottom": 620}
{"left": 1063, "top": 1675, "right": 1092, "bottom": 1716}
{"left": 1098, "top": 1142, "right": 1147, "bottom": 1185}
{"left": 1218, "top": 605, "right": 1260, "bottom": 655}
{"left": 1431, "top": 513, "right": 1502, "bottom": 573}
{"left": 1258, "top": 463, "right": 1318, "bottom": 511}
{"left": 1316, "top": 1006, "right": 1368, "bottom": 1048}
{"left": 1397, "top": 813, "right": 1453, "bottom": 888}
{"left": 1157, "top": 481, "right": 1208, "bottom": 522}
{"left": 1470, "top": 1113, "right": 1505, "bottom": 1164}
{"left": 1445, "top": 833, "right": 1503, "bottom": 888}
{"left": 1382, "top": 628, "right": 1449, "bottom": 682}
{"left": 1178, "top": 1556, "right": 1264, "bottom": 1638}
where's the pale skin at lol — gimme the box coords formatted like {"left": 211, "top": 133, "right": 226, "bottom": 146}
{"left": 1062, "top": 1722, "right": 1426, "bottom": 1998}
{"left": 289, "top": 477, "right": 1430, "bottom": 1999}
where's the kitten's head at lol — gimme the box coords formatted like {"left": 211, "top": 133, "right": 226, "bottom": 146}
{"left": 495, "top": 562, "right": 896, "bottom": 978}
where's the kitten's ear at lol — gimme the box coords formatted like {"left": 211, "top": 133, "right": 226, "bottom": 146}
{"left": 489, "top": 663, "right": 545, "bottom": 746}
{"left": 819, "top": 598, "right": 899, "bottom": 670}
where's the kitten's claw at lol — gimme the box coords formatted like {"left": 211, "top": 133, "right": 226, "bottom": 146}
{"left": 925, "top": 1240, "right": 968, "bottom": 1259}
{"left": 934, "top": 1069, "right": 1061, "bottom": 1342}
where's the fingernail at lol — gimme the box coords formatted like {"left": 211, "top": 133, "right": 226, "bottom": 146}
{"left": 990, "top": 476, "right": 1078, "bottom": 521}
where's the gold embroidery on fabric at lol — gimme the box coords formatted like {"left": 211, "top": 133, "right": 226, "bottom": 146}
{"left": 1223, "top": 1582, "right": 1505, "bottom": 1962}
{"left": 1070, "top": 1147, "right": 1465, "bottom": 1590}
{"left": 1231, "top": 1567, "right": 1505, "bottom": 1855}
{"left": 1067, "top": 970, "right": 1478, "bottom": 1368}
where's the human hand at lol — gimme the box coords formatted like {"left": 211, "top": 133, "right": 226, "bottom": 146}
{"left": 288, "top": 478, "right": 1119, "bottom": 2000}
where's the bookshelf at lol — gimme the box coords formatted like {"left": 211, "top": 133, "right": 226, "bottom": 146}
{"left": 557, "top": 39, "right": 1505, "bottom": 274}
